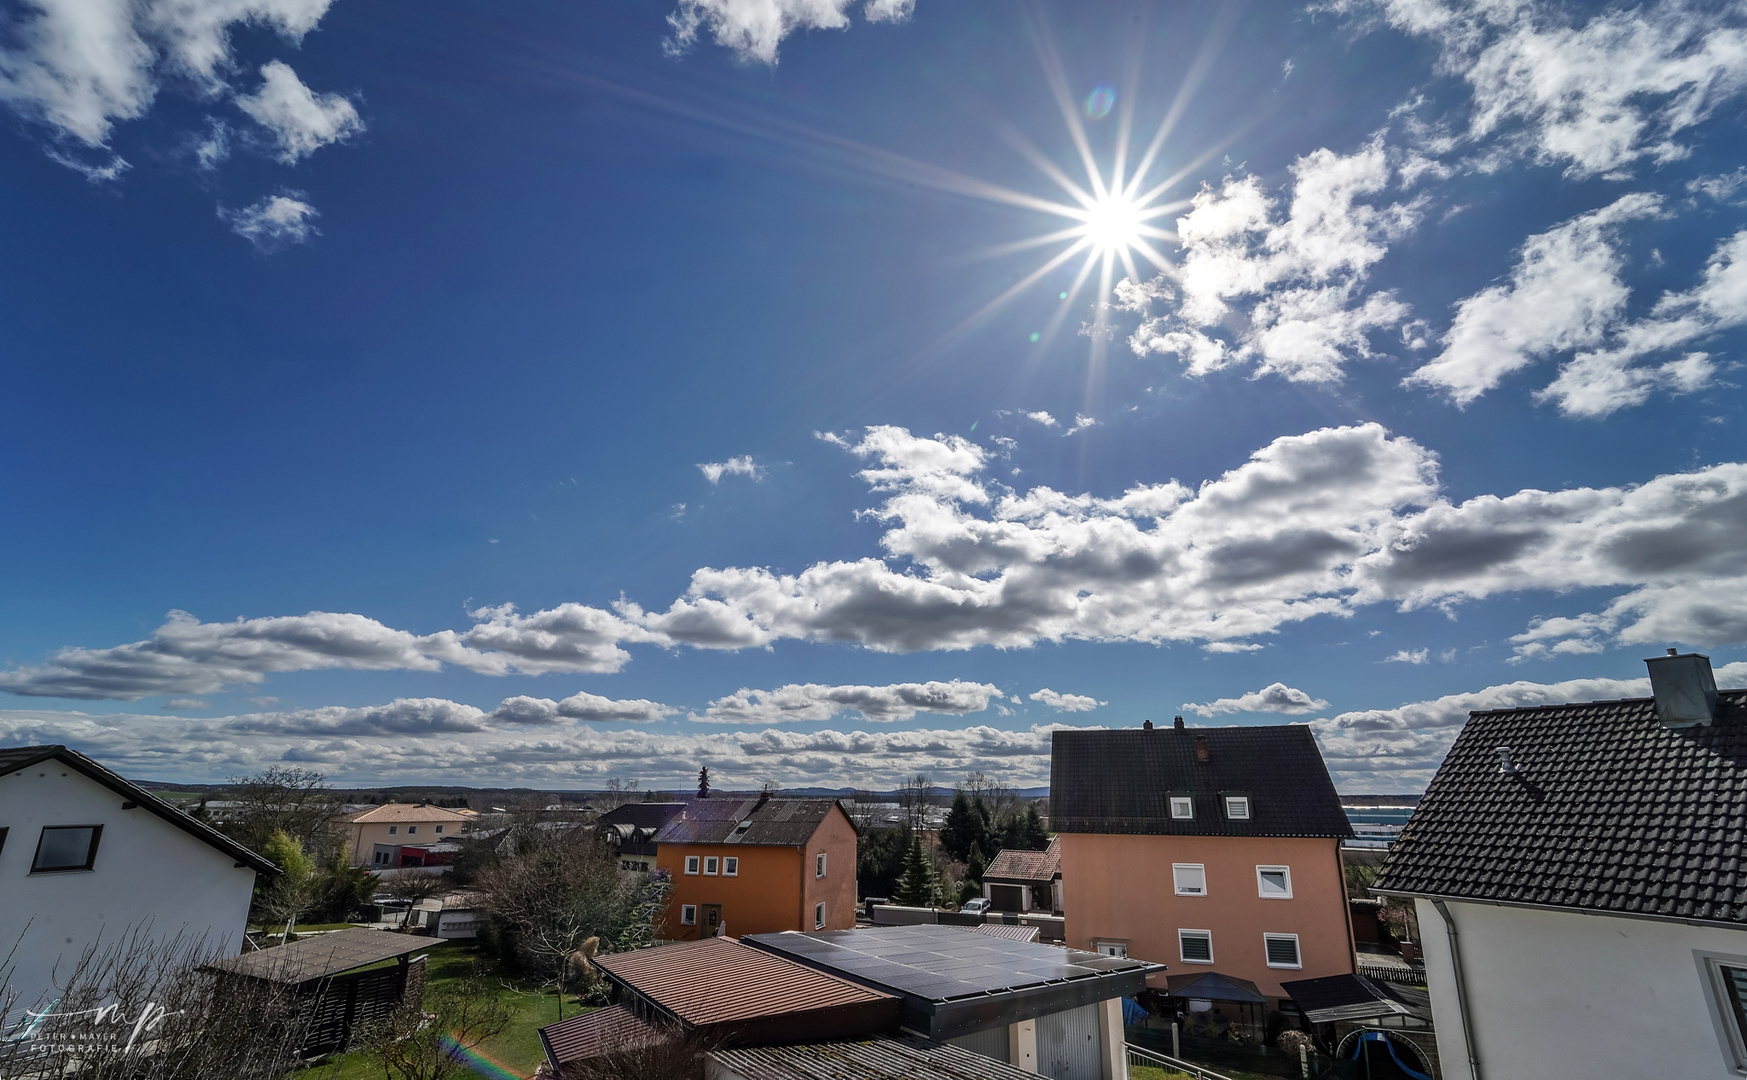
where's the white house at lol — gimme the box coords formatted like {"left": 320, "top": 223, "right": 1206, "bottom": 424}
{"left": 1376, "top": 650, "right": 1747, "bottom": 1080}
{"left": 0, "top": 745, "right": 276, "bottom": 1016}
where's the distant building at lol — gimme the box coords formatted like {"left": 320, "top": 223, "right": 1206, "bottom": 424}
{"left": 1376, "top": 650, "right": 1747, "bottom": 1080}
{"left": 982, "top": 837, "right": 1061, "bottom": 914}
{"left": 594, "top": 801, "right": 685, "bottom": 872}
{"left": 336, "top": 803, "right": 473, "bottom": 866}
{"left": 1051, "top": 719, "right": 1357, "bottom": 1005}
{"left": 0, "top": 744, "right": 276, "bottom": 1011}
{"left": 654, "top": 796, "right": 857, "bottom": 939}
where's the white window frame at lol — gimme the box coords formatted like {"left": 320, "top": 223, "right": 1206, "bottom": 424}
{"left": 435, "top": 825, "right": 444, "bottom": 834}
{"left": 1263, "top": 933, "right": 1302, "bottom": 969}
{"left": 1094, "top": 941, "right": 1129, "bottom": 958}
{"left": 680, "top": 905, "right": 697, "bottom": 926}
{"left": 1257, "top": 865, "right": 1293, "bottom": 900}
{"left": 816, "top": 852, "right": 827, "bottom": 878}
{"left": 704, "top": 856, "right": 719, "bottom": 876}
{"left": 388, "top": 826, "right": 398, "bottom": 835}
{"left": 407, "top": 825, "right": 417, "bottom": 835}
{"left": 1169, "top": 796, "right": 1194, "bottom": 820}
{"left": 1172, "top": 863, "right": 1208, "bottom": 897}
{"left": 814, "top": 902, "right": 827, "bottom": 930}
{"left": 1224, "top": 796, "right": 1251, "bottom": 820}
{"left": 723, "top": 856, "right": 739, "bottom": 877}
{"left": 1179, "top": 929, "right": 1214, "bottom": 964}
{"left": 1696, "top": 951, "right": 1747, "bottom": 1072}
{"left": 684, "top": 855, "right": 700, "bottom": 875}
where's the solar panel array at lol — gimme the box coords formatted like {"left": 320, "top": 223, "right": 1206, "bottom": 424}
{"left": 745, "top": 925, "right": 1149, "bottom": 1003}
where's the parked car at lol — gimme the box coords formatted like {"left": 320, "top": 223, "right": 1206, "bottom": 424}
{"left": 960, "top": 897, "right": 991, "bottom": 914}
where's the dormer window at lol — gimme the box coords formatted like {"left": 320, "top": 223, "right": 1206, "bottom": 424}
{"left": 1224, "top": 795, "right": 1251, "bottom": 821}
{"left": 1169, "top": 796, "right": 1194, "bottom": 820}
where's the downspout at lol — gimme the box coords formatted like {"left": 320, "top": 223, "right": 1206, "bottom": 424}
{"left": 1428, "top": 899, "right": 1483, "bottom": 1080}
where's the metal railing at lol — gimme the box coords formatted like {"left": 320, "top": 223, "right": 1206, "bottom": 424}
{"left": 1357, "top": 961, "right": 1427, "bottom": 986}
{"left": 1126, "top": 1042, "right": 1237, "bottom": 1080}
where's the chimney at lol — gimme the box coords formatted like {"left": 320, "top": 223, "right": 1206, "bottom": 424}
{"left": 1194, "top": 734, "right": 1210, "bottom": 763}
{"left": 1646, "top": 649, "right": 1718, "bottom": 727}
{"left": 1143, "top": 719, "right": 1154, "bottom": 731}
{"left": 1174, "top": 716, "right": 1185, "bottom": 730}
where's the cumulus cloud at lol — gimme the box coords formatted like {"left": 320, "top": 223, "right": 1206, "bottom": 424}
{"left": 1024, "top": 411, "right": 1059, "bottom": 427}
{"left": 487, "top": 691, "right": 673, "bottom": 725}
{"left": 698, "top": 455, "right": 765, "bottom": 484}
{"left": 1183, "top": 682, "right": 1329, "bottom": 717}
{"left": 1314, "top": 661, "right": 1747, "bottom": 788}
{"left": 1384, "top": 648, "right": 1429, "bottom": 664}
{"left": 1340, "top": 0, "right": 1747, "bottom": 178}
{"left": 0, "top": 0, "right": 336, "bottom": 150}
{"left": 664, "top": 0, "right": 913, "bottom": 65}
{"left": 1122, "top": 138, "right": 1423, "bottom": 384}
{"left": 693, "top": 680, "right": 1000, "bottom": 724}
{"left": 219, "top": 192, "right": 319, "bottom": 250}
{"left": 235, "top": 60, "right": 362, "bottom": 163}
{"left": 14, "top": 424, "right": 1747, "bottom": 701}
{"left": 1028, "top": 688, "right": 1105, "bottom": 713}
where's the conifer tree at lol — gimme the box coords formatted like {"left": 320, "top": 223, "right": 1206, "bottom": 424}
{"left": 697, "top": 766, "right": 710, "bottom": 799}
{"left": 894, "top": 832, "right": 938, "bottom": 907}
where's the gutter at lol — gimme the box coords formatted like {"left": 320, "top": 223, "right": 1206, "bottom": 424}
{"left": 1426, "top": 899, "right": 1482, "bottom": 1080}
{"left": 1372, "top": 886, "right": 1747, "bottom": 934}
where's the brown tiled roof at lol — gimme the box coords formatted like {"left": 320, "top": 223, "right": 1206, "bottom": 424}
{"left": 592, "top": 937, "right": 898, "bottom": 1041}
{"left": 714, "top": 1034, "right": 1047, "bottom": 1080}
{"left": 538, "top": 1005, "right": 666, "bottom": 1070}
{"left": 653, "top": 798, "right": 849, "bottom": 847}
{"left": 338, "top": 803, "right": 473, "bottom": 824}
{"left": 1376, "top": 690, "right": 1747, "bottom": 924}
{"left": 1051, "top": 724, "right": 1352, "bottom": 838}
{"left": 983, "top": 838, "right": 1059, "bottom": 883}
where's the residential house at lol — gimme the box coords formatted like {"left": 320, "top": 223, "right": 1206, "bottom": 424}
{"left": 1052, "top": 719, "right": 1357, "bottom": 1004}
{"left": 653, "top": 796, "right": 856, "bottom": 939}
{"left": 982, "top": 837, "right": 1062, "bottom": 914}
{"left": 0, "top": 744, "right": 276, "bottom": 1012}
{"left": 593, "top": 801, "right": 685, "bottom": 872}
{"left": 336, "top": 803, "right": 472, "bottom": 866}
{"left": 1375, "top": 650, "right": 1747, "bottom": 1080}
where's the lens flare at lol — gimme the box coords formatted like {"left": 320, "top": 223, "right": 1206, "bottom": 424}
{"left": 1083, "top": 85, "right": 1116, "bottom": 121}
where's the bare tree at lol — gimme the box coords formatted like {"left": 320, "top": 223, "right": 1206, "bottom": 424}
{"left": 558, "top": 1017, "right": 718, "bottom": 1080}
{"left": 591, "top": 779, "right": 641, "bottom": 816}
{"left": 844, "top": 791, "right": 884, "bottom": 831}
{"left": 221, "top": 766, "right": 342, "bottom": 858}
{"left": 896, "top": 774, "right": 932, "bottom": 834}
{"left": 359, "top": 968, "right": 512, "bottom": 1080}
{"left": 378, "top": 871, "right": 452, "bottom": 929}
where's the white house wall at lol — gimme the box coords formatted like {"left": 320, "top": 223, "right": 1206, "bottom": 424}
{"left": 0, "top": 766, "right": 259, "bottom": 1013}
{"left": 1416, "top": 897, "right": 1747, "bottom": 1080}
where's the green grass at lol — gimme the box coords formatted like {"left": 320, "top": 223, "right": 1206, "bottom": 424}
{"left": 295, "top": 941, "right": 583, "bottom": 1080}
{"left": 1130, "top": 1059, "right": 1288, "bottom": 1080}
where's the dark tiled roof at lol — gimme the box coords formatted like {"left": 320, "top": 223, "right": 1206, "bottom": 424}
{"left": 983, "top": 838, "right": 1059, "bottom": 883}
{"left": 591, "top": 937, "right": 897, "bottom": 1036}
{"left": 1375, "top": 691, "right": 1747, "bottom": 924}
{"left": 653, "top": 798, "right": 850, "bottom": 847}
{"left": 0, "top": 744, "right": 278, "bottom": 875}
{"left": 1050, "top": 725, "right": 1352, "bottom": 838}
{"left": 714, "top": 1034, "right": 1046, "bottom": 1080}
{"left": 596, "top": 802, "right": 687, "bottom": 829}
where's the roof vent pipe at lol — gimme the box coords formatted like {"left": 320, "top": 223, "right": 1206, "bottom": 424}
{"left": 1496, "top": 747, "right": 1520, "bottom": 775}
{"left": 1194, "top": 734, "right": 1210, "bottom": 763}
{"left": 1646, "top": 649, "right": 1717, "bottom": 727}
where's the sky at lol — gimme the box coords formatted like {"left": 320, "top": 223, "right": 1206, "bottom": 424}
{"left": 1, "top": 0, "right": 1745, "bottom": 795}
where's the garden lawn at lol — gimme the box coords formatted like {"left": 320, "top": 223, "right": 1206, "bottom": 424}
{"left": 296, "top": 941, "right": 585, "bottom": 1080}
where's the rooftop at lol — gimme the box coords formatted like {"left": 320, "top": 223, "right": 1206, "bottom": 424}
{"left": 653, "top": 797, "right": 852, "bottom": 847}
{"left": 743, "top": 924, "right": 1157, "bottom": 1040}
{"left": 204, "top": 928, "right": 439, "bottom": 985}
{"left": 1375, "top": 688, "right": 1747, "bottom": 925}
{"left": 538, "top": 1004, "right": 666, "bottom": 1072}
{"left": 1050, "top": 724, "right": 1352, "bottom": 838}
{"left": 983, "top": 838, "right": 1059, "bottom": 883}
{"left": 0, "top": 744, "right": 277, "bottom": 875}
{"left": 596, "top": 801, "right": 687, "bottom": 829}
{"left": 1279, "top": 974, "right": 1430, "bottom": 1025}
{"left": 338, "top": 803, "right": 474, "bottom": 824}
{"left": 591, "top": 937, "right": 898, "bottom": 1043}
{"left": 713, "top": 1034, "right": 1049, "bottom": 1080}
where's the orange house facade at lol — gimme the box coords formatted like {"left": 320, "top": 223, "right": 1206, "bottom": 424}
{"left": 1052, "top": 721, "right": 1357, "bottom": 1004}
{"left": 653, "top": 796, "right": 857, "bottom": 941}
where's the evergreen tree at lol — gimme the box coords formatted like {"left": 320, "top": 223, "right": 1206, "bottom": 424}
{"left": 939, "top": 790, "right": 979, "bottom": 863}
{"left": 1021, "top": 803, "right": 1050, "bottom": 850}
{"left": 894, "top": 832, "right": 938, "bottom": 907}
{"left": 697, "top": 766, "right": 710, "bottom": 799}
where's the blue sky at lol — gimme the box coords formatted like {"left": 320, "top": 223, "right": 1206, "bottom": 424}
{"left": 2, "top": 0, "right": 1744, "bottom": 792}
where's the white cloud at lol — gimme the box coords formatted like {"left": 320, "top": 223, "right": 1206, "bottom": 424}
{"left": 698, "top": 455, "right": 765, "bottom": 485}
{"left": 1123, "top": 138, "right": 1423, "bottom": 384}
{"left": 1062, "top": 414, "right": 1099, "bottom": 437}
{"left": 1024, "top": 411, "right": 1058, "bottom": 427}
{"left": 1182, "top": 682, "right": 1328, "bottom": 716}
{"left": 664, "top": 0, "right": 913, "bottom": 65}
{"left": 1202, "top": 641, "right": 1264, "bottom": 653}
{"left": 234, "top": 60, "right": 362, "bottom": 163}
{"left": 160, "top": 698, "right": 209, "bottom": 711}
{"left": 14, "top": 424, "right": 1747, "bottom": 701}
{"left": 693, "top": 680, "right": 1000, "bottom": 724}
{"left": 1028, "top": 688, "right": 1105, "bottom": 713}
{"left": 1342, "top": 0, "right": 1747, "bottom": 178}
{"left": 1405, "top": 193, "right": 1661, "bottom": 405}
{"left": 1384, "top": 648, "right": 1429, "bottom": 664}
{"left": 219, "top": 192, "right": 319, "bottom": 249}
{"left": 0, "top": 0, "right": 335, "bottom": 148}
{"left": 487, "top": 691, "right": 674, "bottom": 725}
{"left": 1313, "top": 661, "right": 1747, "bottom": 788}
{"left": 1690, "top": 168, "right": 1747, "bottom": 203}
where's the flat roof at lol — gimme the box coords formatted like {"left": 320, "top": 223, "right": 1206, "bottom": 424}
{"left": 742, "top": 925, "right": 1158, "bottom": 1040}
{"left": 204, "top": 928, "right": 439, "bottom": 985}
{"left": 1279, "top": 974, "right": 1430, "bottom": 1024}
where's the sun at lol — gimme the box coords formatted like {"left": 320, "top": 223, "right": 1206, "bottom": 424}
{"left": 1076, "top": 191, "right": 1150, "bottom": 257}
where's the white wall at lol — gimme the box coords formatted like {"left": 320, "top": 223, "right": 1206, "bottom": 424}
{"left": 1416, "top": 897, "right": 1747, "bottom": 1080}
{"left": 0, "top": 765, "right": 259, "bottom": 1013}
